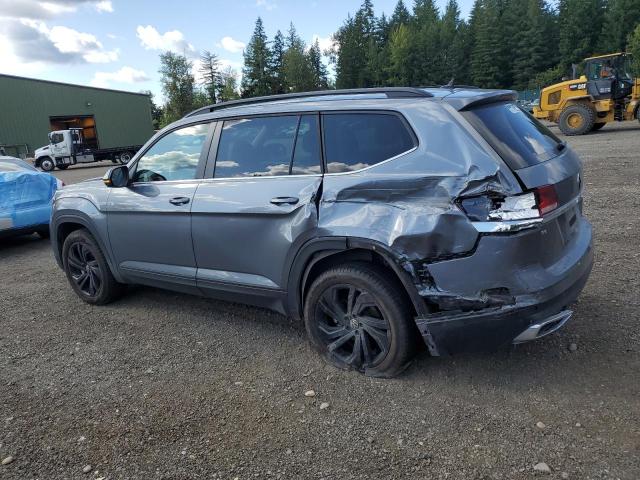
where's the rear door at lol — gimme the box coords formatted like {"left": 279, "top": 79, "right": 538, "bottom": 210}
{"left": 191, "top": 114, "right": 323, "bottom": 309}
{"left": 106, "top": 122, "right": 213, "bottom": 293}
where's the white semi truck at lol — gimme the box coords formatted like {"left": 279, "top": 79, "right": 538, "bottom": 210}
{"left": 34, "top": 128, "right": 142, "bottom": 171}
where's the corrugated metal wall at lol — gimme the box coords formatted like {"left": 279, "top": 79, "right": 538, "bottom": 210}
{"left": 0, "top": 74, "right": 154, "bottom": 155}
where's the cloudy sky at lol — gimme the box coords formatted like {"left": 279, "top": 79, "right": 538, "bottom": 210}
{"left": 0, "top": 0, "right": 474, "bottom": 100}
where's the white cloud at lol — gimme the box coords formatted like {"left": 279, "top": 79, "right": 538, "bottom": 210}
{"left": 256, "top": 0, "right": 277, "bottom": 10}
{"left": 0, "top": 0, "right": 113, "bottom": 19}
{"left": 311, "top": 34, "right": 336, "bottom": 54}
{"left": 91, "top": 66, "right": 149, "bottom": 88}
{"left": 218, "top": 36, "right": 245, "bottom": 54}
{"left": 94, "top": 0, "right": 113, "bottom": 12}
{"left": 0, "top": 33, "right": 47, "bottom": 75}
{"left": 136, "top": 25, "right": 196, "bottom": 56}
{"left": 0, "top": 19, "right": 118, "bottom": 65}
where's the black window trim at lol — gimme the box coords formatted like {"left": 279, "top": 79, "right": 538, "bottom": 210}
{"left": 320, "top": 109, "right": 419, "bottom": 176}
{"left": 207, "top": 112, "right": 325, "bottom": 180}
{"left": 128, "top": 120, "right": 216, "bottom": 185}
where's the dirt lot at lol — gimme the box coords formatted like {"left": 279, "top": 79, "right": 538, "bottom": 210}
{"left": 1, "top": 123, "right": 639, "bottom": 479}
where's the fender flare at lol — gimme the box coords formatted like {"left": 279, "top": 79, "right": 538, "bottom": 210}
{"left": 285, "top": 236, "right": 429, "bottom": 321}
{"left": 52, "top": 211, "right": 123, "bottom": 283}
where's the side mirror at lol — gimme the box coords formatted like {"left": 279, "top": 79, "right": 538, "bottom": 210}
{"left": 103, "top": 165, "right": 129, "bottom": 188}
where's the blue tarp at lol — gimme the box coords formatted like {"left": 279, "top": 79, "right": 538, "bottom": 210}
{"left": 0, "top": 170, "right": 58, "bottom": 231}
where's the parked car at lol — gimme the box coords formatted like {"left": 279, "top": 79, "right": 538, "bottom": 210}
{"left": 50, "top": 87, "right": 593, "bottom": 377}
{"left": 0, "top": 156, "right": 62, "bottom": 239}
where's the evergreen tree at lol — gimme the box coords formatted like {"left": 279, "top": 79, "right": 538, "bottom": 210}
{"left": 410, "top": 0, "right": 441, "bottom": 84}
{"left": 390, "top": 0, "right": 412, "bottom": 27}
{"left": 242, "top": 17, "right": 273, "bottom": 97}
{"left": 282, "top": 23, "right": 315, "bottom": 92}
{"left": 270, "top": 30, "right": 287, "bottom": 94}
{"left": 199, "top": 50, "right": 220, "bottom": 104}
{"left": 600, "top": 0, "right": 640, "bottom": 53}
{"left": 628, "top": 24, "right": 640, "bottom": 74}
{"left": 218, "top": 66, "right": 241, "bottom": 102}
{"left": 388, "top": 23, "right": 413, "bottom": 85}
{"left": 558, "top": 0, "right": 605, "bottom": 68}
{"left": 141, "top": 90, "right": 163, "bottom": 130}
{"left": 158, "top": 51, "right": 195, "bottom": 124}
{"left": 439, "top": 0, "right": 462, "bottom": 84}
{"left": 470, "top": 0, "right": 503, "bottom": 88}
{"left": 308, "top": 39, "right": 329, "bottom": 89}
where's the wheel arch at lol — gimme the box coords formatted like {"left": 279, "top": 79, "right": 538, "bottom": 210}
{"left": 52, "top": 211, "right": 123, "bottom": 283}
{"left": 286, "top": 237, "right": 429, "bottom": 322}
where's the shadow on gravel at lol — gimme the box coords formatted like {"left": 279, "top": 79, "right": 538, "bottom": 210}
{"left": 0, "top": 234, "right": 49, "bottom": 253}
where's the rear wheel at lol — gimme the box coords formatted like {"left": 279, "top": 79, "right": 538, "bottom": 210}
{"left": 62, "top": 229, "right": 124, "bottom": 305}
{"left": 39, "top": 157, "right": 55, "bottom": 172}
{"left": 304, "top": 262, "right": 416, "bottom": 378}
{"left": 558, "top": 104, "right": 595, "bottom": 136}
{"left": 118, "top": 151, "right": 132, "bottom": 164}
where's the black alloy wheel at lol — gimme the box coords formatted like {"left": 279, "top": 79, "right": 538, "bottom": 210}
{"left": 67, "top": 241, "right": 103, "bottom": 297}
{"left": 304, "top": 263, "right": 416, "bottom": 378}
{"left": 62, "top": 229, "right": 123, "bottom": 305}
{"left": 315, "top": 284, "right": 391, "bottom": 368}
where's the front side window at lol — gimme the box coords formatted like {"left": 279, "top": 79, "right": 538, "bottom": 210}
{"left": 133, "top": 123, "right": 209, "bottom": 182}
{"left": 323, "top": 113, "right": 416, "bottom": 173}
{"left": 214, "top": 114, "right": 321, "bottom": 178}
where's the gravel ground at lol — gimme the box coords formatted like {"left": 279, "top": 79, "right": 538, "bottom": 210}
{"left": 1, "top": 123, "right": 639, "bottom": 479}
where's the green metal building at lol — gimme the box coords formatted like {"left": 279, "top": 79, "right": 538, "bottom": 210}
{"left": 0, "top": 74, "right": 154, "bottom": 158}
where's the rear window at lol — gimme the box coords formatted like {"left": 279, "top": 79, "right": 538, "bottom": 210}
{"left": 462, "top": 102, "right": 562, "bottom": 170}
{"left": 323, "top": 113, "right": 416, "bottom": 173}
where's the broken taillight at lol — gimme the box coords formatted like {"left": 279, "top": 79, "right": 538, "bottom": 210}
{"left": 534, "top": 185, "right": 558, "bottom": 215}
{"left": 459, "top": 185, "right": 558, "bottom": 223}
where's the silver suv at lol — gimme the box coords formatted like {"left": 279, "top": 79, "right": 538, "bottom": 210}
{"left": 51, "top": 87, "right": 593, "bottom": 377}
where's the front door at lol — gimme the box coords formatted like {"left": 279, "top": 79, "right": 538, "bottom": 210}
{"left": 106, "top": 122, "right": 213, "bottom": 293}
{"left": 191, "top": 114, "right": 323, "bottom": 310}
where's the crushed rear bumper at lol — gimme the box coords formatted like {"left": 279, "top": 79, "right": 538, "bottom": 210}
{"left": 415, "top": 215, "right": 593, "bottom": 356}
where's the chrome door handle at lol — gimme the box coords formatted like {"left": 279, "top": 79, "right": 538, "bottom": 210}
{"left": 169, "top": 196, "right": 190, "bottom": 205}
{"left": 270, "top": 196, "right": 299, "bottom": 205}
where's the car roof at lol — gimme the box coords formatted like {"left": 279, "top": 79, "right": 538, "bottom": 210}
{"left": 179, "top": 87, "right": 517, "bottom": 125}
{"left": 0, "top": 156, "right": 37, "bottom": 172}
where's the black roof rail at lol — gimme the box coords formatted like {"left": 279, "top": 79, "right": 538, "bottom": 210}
{"left": 183, "top": 87, "right": 433, "bottom": 118}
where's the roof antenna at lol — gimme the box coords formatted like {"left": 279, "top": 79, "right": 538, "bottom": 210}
{"left": 443, "top": 78, "right": 455, "bottom": 89}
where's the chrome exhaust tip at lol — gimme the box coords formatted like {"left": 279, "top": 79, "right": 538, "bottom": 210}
{"left": 513, "top": 310, "right": 573, "bottom": 344}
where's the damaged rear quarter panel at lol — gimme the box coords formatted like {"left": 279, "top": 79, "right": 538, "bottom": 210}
{"left": 318, "top": 101, "right": 521, "bottom": 262}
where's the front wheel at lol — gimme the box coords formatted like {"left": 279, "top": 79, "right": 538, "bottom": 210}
{"left": 304, "top": 263, "right": 416, "bottom": 378}
{"left": 62, "top": 229, "right": 124, "bottom": 305}
{"left": 558, "top": 104, "right": 595, "bottom": 135}
{"left": 39, "top": 157, "right": 55, "bottom": 172}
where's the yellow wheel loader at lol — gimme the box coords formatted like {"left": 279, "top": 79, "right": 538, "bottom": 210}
{"left": 533, "top": 53, "right": 640, "bottom": 135}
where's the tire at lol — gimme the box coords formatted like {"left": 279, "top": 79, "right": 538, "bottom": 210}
{"left": 56, "top": 164, "right": 69, "bottom": 170}
{"left": 591, "top": 122, "right": 606, "bottom": 131}
{"left": 119, "top": 151, "right": 132, "bottom": 164}
{"left": 62, "top": 229, "right": 124, "bottom": 305}
{"left": 558, "top": 104, "right": 595, "bottom": 136}
{"left": 304, "top": 262, "right": 416, "bottom": 378}
{"left": 39, "top": 157, "right": 55, "bottom": 172}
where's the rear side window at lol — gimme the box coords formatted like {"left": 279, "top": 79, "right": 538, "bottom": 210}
{"left": 215, "top": 115, "right": 321, "bottom": 177}
{"left": 462, "top": 102, "right": 562, "bottom": 170}
{"left": 323, "top": 113, "right": 416, "bottom": 173}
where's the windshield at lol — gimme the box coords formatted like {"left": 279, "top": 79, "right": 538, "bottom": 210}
{"left": 585, "top": 55, "right": 633, "bottom": 81}
{"left": 462, "top": 102, "right": 563, "bottom": 170}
